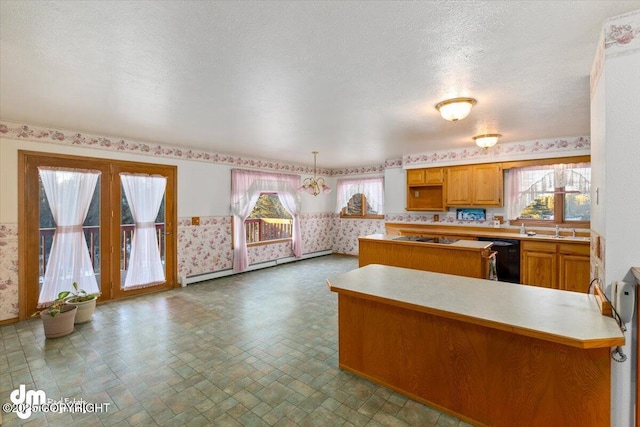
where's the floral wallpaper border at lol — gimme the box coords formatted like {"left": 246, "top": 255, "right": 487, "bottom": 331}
{"left": 403, "top": 136, "right": 590, "bottom": 168}
{"left": 1, "top": 120, "right": 593, "bottom": 173}
{"left": 603, "top": 9, "right": 640, "bottom": 54}
{"left": 591, "top": 9, "right": 640, "bottom": 99}
{"left": 0, "top": 121, "right": 385, "bottom": 177}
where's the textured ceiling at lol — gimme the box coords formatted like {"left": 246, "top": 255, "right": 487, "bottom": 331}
{"left": 1, "top": 1, "right": 639, "bottom": 168}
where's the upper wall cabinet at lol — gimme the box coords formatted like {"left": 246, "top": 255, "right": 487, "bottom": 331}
{"left": 445, "top": 164, "right": 503, "bottom": 207}
{"left": 407, "top": 168, "right": 444, "bottom": 185}
{"left": 406, "top": 167, "right": 446, "bottom": 211}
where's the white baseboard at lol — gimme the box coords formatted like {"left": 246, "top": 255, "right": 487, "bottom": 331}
{"left": 180, "top": 249, "right": 333, "bottom": 286}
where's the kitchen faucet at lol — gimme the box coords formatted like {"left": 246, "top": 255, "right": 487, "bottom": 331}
{"left": 555, "top": 225, "right": 560, "bottom": 238}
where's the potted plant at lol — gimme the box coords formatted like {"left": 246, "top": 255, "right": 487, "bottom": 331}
{"left": 65, "top": 282, "right": 100, "bottom": 324}
{"left": 33, "top": 291, "right": 77, "bottom": 339}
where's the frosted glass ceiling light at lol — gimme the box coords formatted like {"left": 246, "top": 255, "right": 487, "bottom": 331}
{"left": 473, "top": 134, "right": 501, "bottom": 149}
{"left": 435, "top": 97, "right": 477, "bottom": 121}
{"left": 298, "top": 151, "right": 331, "bottom": 196}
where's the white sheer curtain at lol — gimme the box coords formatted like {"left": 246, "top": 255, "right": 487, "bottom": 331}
{"left": 38, "top": 167, "right": 101, "bottom": 305}
{"left": 230, "top": 169, "right": 301, "bottom": 272}
{"left": 335, "top": 176, "right": 384, "bottom": 214}
{"left": 120, "top": 173, "right": 167, "bottom": 290}
{"left": 507, "top": 163, "right": 590, "bottom": 220}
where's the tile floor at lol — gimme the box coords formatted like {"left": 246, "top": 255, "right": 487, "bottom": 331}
{"left": 1, "top": 255, "right": 471, "bottom": 426}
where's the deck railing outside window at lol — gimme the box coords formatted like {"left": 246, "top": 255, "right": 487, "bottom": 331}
{"left": 245, "top": 218, "right": 293, "bottom": 244}
{"left": 39, "top": 224, "right": 165, "bottom": 281}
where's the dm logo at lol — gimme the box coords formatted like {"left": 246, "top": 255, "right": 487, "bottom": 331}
{"left": 10, "top": 384, "right": 47, "bottom": 419}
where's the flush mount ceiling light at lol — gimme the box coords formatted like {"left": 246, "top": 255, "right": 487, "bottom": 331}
{"left": 473, "top": 134, "right": 502, "bottom": 149}
{"left": 435, "top": 97, "right": 477, "bottom": 121}
{"left": 298, "top": 151, "right": 331, "bottom": 196}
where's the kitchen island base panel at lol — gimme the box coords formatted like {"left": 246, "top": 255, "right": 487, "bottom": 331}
{"left": 338, "top": 293, "right": 610, "bottom": 427}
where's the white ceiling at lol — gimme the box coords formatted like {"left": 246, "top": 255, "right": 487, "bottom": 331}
{"left": 1, "top": 1, "right": 639, "bottom": 168}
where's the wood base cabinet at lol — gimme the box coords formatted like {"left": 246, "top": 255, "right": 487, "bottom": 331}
{"left": 521, "top": 241, "right": 590, "bottom": 292}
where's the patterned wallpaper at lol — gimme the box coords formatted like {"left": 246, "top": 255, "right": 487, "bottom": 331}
{"left": 0, "top": 224, "right": 19, "bottom": 320}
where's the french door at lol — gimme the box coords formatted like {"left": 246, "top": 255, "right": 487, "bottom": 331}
{"left": 18, "top": 151, "right": 177, "bottom": 319}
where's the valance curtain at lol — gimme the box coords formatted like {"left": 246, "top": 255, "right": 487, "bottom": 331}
{"left": 507, "top": 163, "right": 590, "bottom": 220}
{"left": 120, "top": 173, "right": 167, "bottom": 290}
{"left": 38, "top": 167, "right": 101, "bottom": 305}
{"left": 335, "top": 176, "right": 384, "bottom": 214}
{"left": 230, "top": 169, "right": 302, "bottom": 272}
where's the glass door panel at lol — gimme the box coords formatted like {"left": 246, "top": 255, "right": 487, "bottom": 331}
{"left": 37, "top": 171, "right": 101, "bottom": 301}
{"left": 111, "top": 164, "right": 175, "bottom": 299}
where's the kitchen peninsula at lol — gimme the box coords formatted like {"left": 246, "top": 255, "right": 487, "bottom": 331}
{"left": 328, "top": 264, "right": 624, "bottom": 427}
{"left": 358, "top": 234, "right": 494, "bottom": 279}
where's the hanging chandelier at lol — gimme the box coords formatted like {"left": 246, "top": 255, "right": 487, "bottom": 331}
{"left": 298, "top": 151, "right": 331, "bottom": 196}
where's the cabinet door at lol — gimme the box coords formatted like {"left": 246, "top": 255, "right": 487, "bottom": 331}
{"left": 521, "top": 250, "right": 557, "bottom": 289}
{"left": 424, "top": 168, "right": 444, "bottom": 184}
{"left": 446, "top": 166, "right": 472, "bottom": 205}
{"left": 472, "top": 164, "right": 503, "bottom": 206}
{"left": 407, "top": 169, "right": 426, "bottom": 185}
{"left": 558, "top": 254, "right": 590, "bottom": 293}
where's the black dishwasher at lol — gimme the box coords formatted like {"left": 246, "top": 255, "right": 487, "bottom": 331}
{"left": 477, "top": 237, "right": 520, "bottom": 284}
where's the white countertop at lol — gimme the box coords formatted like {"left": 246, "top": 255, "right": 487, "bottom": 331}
{"left": 359, "top": 234, "right": 493, "bottom": 250}
{"left": 385, "top": 223, "right": 591, "bottom": 244}
{"left": 328, "top": 264, "right": 624, "bottom": 349}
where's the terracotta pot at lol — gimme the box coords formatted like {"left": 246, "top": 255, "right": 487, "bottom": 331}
{"left": 40, "top": 305, "right": 77, "bottom": 338}
{"left": 66, "top": 297, "right": 97, "bottom": 324}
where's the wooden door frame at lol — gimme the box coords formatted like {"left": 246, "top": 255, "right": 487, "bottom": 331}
{"left": 109, "top": 162, "right": 177, "bottom": 300}
{"left": 18, "top": 150, "right": 178, "bottom": 320}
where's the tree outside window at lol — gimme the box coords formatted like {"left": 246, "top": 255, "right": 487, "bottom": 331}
{"left": 336, "top": 177, "right": 384, "bottom": 219}
{"left": 246, "top": 193, "right": 293, "bottom": 243}
{"left": 342, "top": 193, "right": 380, "bottom": 217}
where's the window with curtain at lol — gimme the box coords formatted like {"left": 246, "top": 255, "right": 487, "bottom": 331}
{"left": 336, "top": 177, "right": 384, "bottom": 218}
{"left": 246, "top": 193, "right": 293, "bottom": 244}
{"left": 508, "top": 163, "right": 591, "bottom": 225}
{"left": 230, "top": 169, "right": 302, "bottom": 272}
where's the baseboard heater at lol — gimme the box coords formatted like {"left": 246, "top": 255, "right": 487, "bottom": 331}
{"left": 179, "top": 249, "right": 333, "bottom": 286}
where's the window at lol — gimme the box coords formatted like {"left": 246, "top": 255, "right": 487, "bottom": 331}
{"left": 508, "top": 163, "right": 590, "bottom": 226}
{"left": 336, "top": 177, "right": 384, "bottom": 218}
{"left": 246, "top": 193, "right": 293, "bottom": 244}
{"left": 230, "top": 169, "right": 302, "bottom": 272}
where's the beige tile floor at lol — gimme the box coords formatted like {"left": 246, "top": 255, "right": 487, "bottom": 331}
{"left": 0, "top": 255, "right": 471, "bottom": 426}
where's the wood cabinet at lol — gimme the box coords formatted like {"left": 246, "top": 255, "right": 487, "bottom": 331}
{"left": 445, "top": 164, "right": 503, "bottom": 207}
{"left": 358, "top": 236, "right": 492, "bottom": 279}
{"left": 521, "top": 241, "right": 557, "bottom": 289}
{"left": 406, "top": 167, "right": 446, "bottom": 211}
{"left": 521, "top": 240, "right": 590, "bottom": 292}
{"left": 445, "top": 166, "right": 472, "bottom": 205}
{"left": 558, "top": 247, "right": 591, "bottom": 293}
